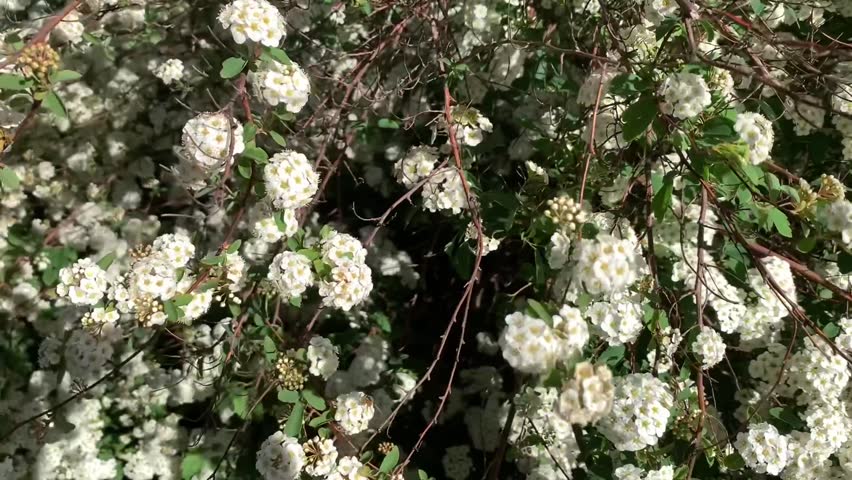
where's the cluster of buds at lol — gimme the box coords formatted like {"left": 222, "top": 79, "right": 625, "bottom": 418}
{"left": 17, "top": 43, "right": 59, "bottom": 81}
{"left": 276, "top": 356, "right": 306, "bottom": 391}
{"left": 377, "top": 442, "right": 395, "bottom": 455}
{"left": 793, "top": 179, "right": 819, "bottom": 215}
{"left": 544, "top": 195, "right": 586, "bottom": 233}
{"left": 129, "top": 244, "right": 154, "bottom": 264}
{"left": 134, "top": 296, "right": 165, "bottom": 327}
{"left": 819, "top": 174, "right": 845, "bottom": 202}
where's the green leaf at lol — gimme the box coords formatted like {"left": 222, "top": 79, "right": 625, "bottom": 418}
{"left": 278, "top": 389, "right": 299, "bottom": 403}
{"left": 653, "top": 174, "right": 675, "bottom": 220}
{"left": 243, "top": 145, "right": 269, "bottom": 164}
{"left": 599, "top": 345, "right": 626, "bottom": 366}
{"left": 526, "top": 299, "right": 551, "bottom": 323}
{"left": 163, "top": 300, "right": 181, "bottom": 321}
{"left": 263, "top": 335, "right": 278, "bottom": 361}
{"left": 0, "top": 73, "right": 33, "bottom": 91}
{"left": 201, "top": 255, "right": 225, "bottom": 265}
{"left": 313, "top": 259, "right": 331, "bottom": 277}
{"left": 373, "top": 312, "right": 392, "bottom": 333}
{"left": 220, "top": 57, "right": 246, "bottom": 79}
{"left": 721, "top": 452, "right": 746, "bottom": 470}
{"left": 378, "top": 118, "right": 400, "bottom": 129}
{"left": 289, "top": 295, "right": 302, "bottom": 308}
{"left": 797, "top": 237, "right": 816, "bottom": 253}
{"left": 0, "top": 168, "right": 20, "bottom": 190}
{"left": 173, "top": 293, "right": 194, "bottom": 307}
{"left": 274, "top": 212, "right": 290, "bottom": 233}
{"left": 243, "top": 123, "right": 257, "bottom": 142}
{"left": 297, "top": 248, "right": 319, "bottom": 260}
{"left": 232, "top": 394, "right": 248, "bottom": 419}
{"left": 302, "top": 389, "right": 327, "bottom": 411}
{"left": 284, "top": 400, "right": 305, "bottom": 437}
{"left": 309, "top": 410, "right": 330, "bottom": 427}
{"left": 270, "top": 130, "right": 287, "bottom": 147}
{"left": 48, "top": 70, "right": 82, "bottom": 84}
{"left": 181, "top": 453, "right": 206, "bottom": 480}
{"left": 621, "top": 95, "right": 657, "bottom": 142}
{"left": 226, "top": 239, "right": 242, "bottom": 254}
{"left": 319, "top": 225, "right": 333, "bottom": 239}
{"left": 266, "top": 47, "right": 292, "bottom": 65}
{"left": 823, "top": 322, "right": 841, "bottom": 338}
{"left": 767, "top": 207, "right": 792, "bottom": 238}
{"left": 42, "top": 91, "right": 67, "bottom": 119}
{"left": 287, "top": 237, "right": 300, "bottom": 251}
{"left": 237, "top": 158, "right": 252, "bottom": 179}
{"left": 379, "top": 446, "right": 400, "bottom": 473}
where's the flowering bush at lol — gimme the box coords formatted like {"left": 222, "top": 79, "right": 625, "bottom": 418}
{"left": 3, "top": 0, "right": 852, "bottom": 479}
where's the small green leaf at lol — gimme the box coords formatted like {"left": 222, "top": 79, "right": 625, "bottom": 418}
{"left": 289, "top": 295, "right": 302, "bottom": 308}
{"left": 237, "top": 158, "right": 252, "bottom": 179}
{"left": 379, "top": 446, "right": 400, "bottom": 473}
{"left": 163, "top": 300, "right": 180, "bottom": 321}
{"left": 0, "top": 73, "right": 33, "bottom": 91}
{"left": 201, "top": 255, "right": 225, "bottom": 265}
{"left": 313, "top": 259, "right": 331, "bottom": 277}
{"left": 284, "top": 400, "right": 305, "bottom": 437}
{"left": 173, "top": 293, "right": 194, "bottom": 307}
{"left": 42, "top": 91, "right": 67, "bottom": 119}
{"left": 226, "top": 239, "right": 242, "bottom": 254}
{"left": 220, "top": 57, "right": 247, "bottom": 79}
{"left": 297, "top": 248, "right": 319, "bottom": 260}
{"left": 378, "top": 118, "right": 400, "bottom": 129}
{"left": 266, "top": 47, "right": 292, "bottom": 65}
{"left": 796, "top": 237, "right": 816, "bottom": 253}
{"left": 263, "top": 335, "right": 278, "bottom": 361}
{"left": 823, "top": 323, "right": 841, "bottom": 338}
{"left": 278, "top": 389, "right": 299, "bottom": 403}
{"left": 232, "top": 394, "right": 248, "bottom": 419}
{"left": 599, "top": 345, "right": 626, "bottom": 366}
{"left": 526, "top": 299, "right": 551, "bottom": 323}
{"left": 49, "top": 70, "right": 82, "bottom": 83}
{"left": 309, "top": 411, "right": 330, "bottom": 427}
{"left": 270, "top": 130, "right": 287, "bottom": 147}
{"left": 621, "top": 94, "right": 657, "bottom": 142}
{"left": 767, "top": 207, "right": 792, "bottom": 238}
{"left": 319, "top": 225, "right": 333, "bottom": 240}
{"left": 653, "top": 174, "right": 675, "bottom": 220}
{"left": 287, "top": 237, "right": 300, "bottom": 251}
{"left": 0, "top": 168, "right": 20, "bottom": 190}
{"left": 243, "top": 123, "right": 257, "bottom": 142}
{"left": 181, "top": 453, "right": 206, "bottom": 480}
{"left": 243, "top": 145, "right": 269, "bottom": 164}
{"left": 302, "top": 389, "right": 327, "bottom": 411}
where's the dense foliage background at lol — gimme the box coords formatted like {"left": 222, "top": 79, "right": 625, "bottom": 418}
{"left": 2, "top": 0, "right": 852, "bottom": 479}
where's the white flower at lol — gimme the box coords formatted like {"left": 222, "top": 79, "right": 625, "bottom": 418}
{"left": 498, "top": 312, "right": 561, "bottom": 374}
{"left": 152, "top": 59, "right": 185, "bottom": 85}
{"left": 252, "top": 209, "right": 297, "bottom": 243}
{"left": 734, "top": 112, "right": 774, "bottom": 164}
{"left": 394, "top": 146, "right": 438, "bottom": 187}
{"left": 558, "top": 362, "right": 614, "bottom": 426}
{"left": 334, "top": 391, "right": 375, "bottom": 434}
{"left": 552, "top": 305, "right": 589, "bottom": 358}
{"left": 692, "top": 328, "right": 726, "bottom": 369}
{"left": 318, "top": 259, "right": 373, "bottom": 311}
{"left": 659, "top": 72, "right": 711, "bottom": 119}
{"left": 264, "top": 150, "right": 320, "bottom": 209}
{"left": 571, "top": 234, "right": 647, "bottom": 296}
{"left": 256, "top": 431, "right": 305, "bottom": 480}
{"left": 422, "top": 166, "right": 468, "bottom": 214}
{"left": 181, "top": 112, "right": 245, "bottom": 169}
{"left": 151, "top": 233, "right": 196, "bottom": 267}
{"left": 268, "top": 252, "right": 315, "bottom": 298}
{"left": 218, "top": 0, "right": 286, "bottom": 47}
{"left": 327, "top": 456, "right": 368, "bottom": 480}
{"left": 57, "top": 258, "right": 109, "bottom": 306}
{"left": 735, "top": 422, "right": 790, "bottom": 475}
{"left": 586, "top": 298, "right": 644, "bottom": 345}
{"left": 598, "top": 373, "right": 674, "bottom": 451}
{"left": 251, "top": 60, "right": 311, "bottom": 112}
{"left": 320, "top": 230, "right": 368, "bottom": 267}
{"left": 302, "top": 436, "right": 337, "bottom": 476}
{"left": 307, "top": 336, "right": 339, "bottom": 379}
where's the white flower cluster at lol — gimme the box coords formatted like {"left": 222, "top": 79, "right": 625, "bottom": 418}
{"left": 327, "top": 456, "right": 368, "bottom": 480}
{"left": 251, "top": 60, "right": 311, "bottom": 112}
{"left": 615, "top": 464, "right": 674, "bottom": 480}
{"left": 450, "top": 105, "right": 493, "bottom": 146}
{"left": 264, "top": 150, "right": 320, "bottom": 209}
{"left": 333, "top": 391, "right": 375, "bottom": 434}
{"left": 393, "top": 146, "right": 438, "bottom": 187}
{"left": 692, "top": 327, "right": 726, "bottom": 369}
{"left": 557, "top": 362, "right": 614, "bottom": 426}
{"left": 735, "top": 422, "right": 790, "bottom": 475}
{"left": 499, "top": 312, "right": 561, "bottom": 374}
{"left": 586, "top": 297, "right": 644, "bottom": 345}
{"left": 659, "top": 72, "right": 712, "bottom": 119}
{"left": 784, "top": 95, "right": 825, "bottom": 136}
{"left": 256, "top": 431, "right": 305, "bottom": 480}
{"left": 57, "top": 257, "right": 109, "bottom": 305}
{"left": 181, "top": 112, "right": 245, "bottom": 172}
{"left": 422, "top": 166, "right": 468, "bottom": 214}
{"left": 302, "top": 436, "right": 337, "bottom": 476}
{"left": 151, "top": 59, "right": 185, "bottom": 85}
{"left": 823, "top": 199, "right": 852, "bottom": 247}
{"left": 252, "top": 208, "right": 298, "bottom": 243}
{"left": 318, "top": 230, "right": 373, "bottom": 311}
{"left": 571, "top": 234, "right": 646, "bottom": 296}
{"left": 307, "top": 335, "right": 339, "bottom": 380}
{"left": 268, "top": 251, "right": 314, "bottom": 298}
{"left": 218, "top": 0, "right": 286, "bottom": 47}
{"left": 598, "top": 373, "right": 674, "bottom": 451}
{"left": 734, "top": 112, "right": 775, "bottom": 164}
